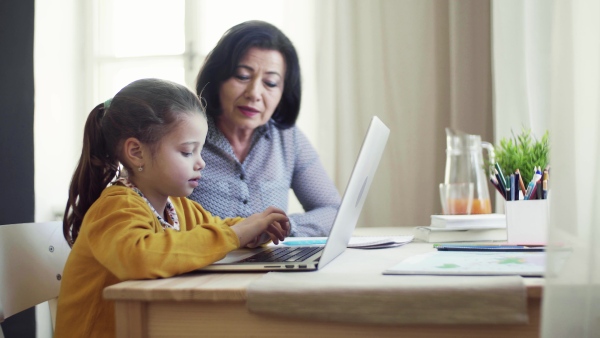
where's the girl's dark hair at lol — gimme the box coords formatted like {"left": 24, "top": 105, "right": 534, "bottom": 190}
{"left": 63, "top": 78, "right": 205, "bottom": 246}
{"left": 196, "top": 20, "right": 301, "bottom": 129}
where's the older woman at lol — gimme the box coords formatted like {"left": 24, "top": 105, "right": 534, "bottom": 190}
{"left": 188, "top": 20, "right": 340, "bottom": 238}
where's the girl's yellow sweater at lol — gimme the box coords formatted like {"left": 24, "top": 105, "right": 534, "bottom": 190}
{"left": 55, "top": 185, "right": 241, "bottom": 337}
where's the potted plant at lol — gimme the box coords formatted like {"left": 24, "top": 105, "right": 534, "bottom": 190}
{"left": 493, "top": 128, "right": 550, "bottom": 184}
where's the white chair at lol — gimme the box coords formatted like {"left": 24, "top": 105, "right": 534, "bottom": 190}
{"left": 0, "top": 221, "right": 71, "bottom": 337}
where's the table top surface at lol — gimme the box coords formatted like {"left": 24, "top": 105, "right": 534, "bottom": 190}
{"left": 104, "top": 226, "right": 544, "bottom": 302}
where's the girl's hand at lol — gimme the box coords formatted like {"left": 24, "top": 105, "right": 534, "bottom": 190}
{"left": 231, "top": 206, "right": 290, "bottom": 247}
{"left": 246, "top": 219, "right": 292, "bottom": 248}
{"left": 245, "top": 232, "right": 271, "bottom": 249}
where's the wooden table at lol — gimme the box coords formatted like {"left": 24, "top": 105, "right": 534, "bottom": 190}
{"left": 104, "top": 227, "right": 544, "bottom": 338}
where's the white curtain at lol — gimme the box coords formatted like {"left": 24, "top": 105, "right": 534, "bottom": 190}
{"left": 315, "top": 0, "right": 493, "bottom": 228}
{"left": 542, "top": 0, "right": 600, "bottom": 336}
{"left": 492, "top": 0, "right": 551, "bottom": 138}
{"left": 493, "top": 0, "right": 600, "bottom": 336}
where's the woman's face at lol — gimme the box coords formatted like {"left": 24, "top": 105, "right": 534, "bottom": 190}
{"left": 218, "top": 47, "right": 286, "bottom": 133}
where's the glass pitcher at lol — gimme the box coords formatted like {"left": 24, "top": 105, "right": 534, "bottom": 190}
{"left": 444, "top": 128, "right": 495, "bottom": 214}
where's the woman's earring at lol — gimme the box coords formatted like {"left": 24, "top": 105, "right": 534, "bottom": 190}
{"left": 138, "top": 166, "right": 143, "bottom": 172}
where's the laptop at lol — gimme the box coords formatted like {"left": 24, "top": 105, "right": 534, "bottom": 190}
{"left": 197, "top": 116, "right": 390, "bottom": 272}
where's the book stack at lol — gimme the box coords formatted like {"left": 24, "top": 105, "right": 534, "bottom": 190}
{"left": 413, "top": 214, "right": 507, "bottom": 243}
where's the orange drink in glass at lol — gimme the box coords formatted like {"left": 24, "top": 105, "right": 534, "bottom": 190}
{"left": 471, "top": 198, "right": 492, "bottom": 214}
{"left": 439, "top": 183, "right": 474, "bottom": 215}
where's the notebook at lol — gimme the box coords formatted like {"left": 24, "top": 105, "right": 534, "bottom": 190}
{"left": 197, "top": 116, "right": 390, "bottom": 272}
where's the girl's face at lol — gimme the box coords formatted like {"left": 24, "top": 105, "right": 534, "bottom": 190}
{"left": 137, "top": 113, "right": 207, "bottom": 205}
{"left": 217, "top": 47, "right": 286, "bottom": 133}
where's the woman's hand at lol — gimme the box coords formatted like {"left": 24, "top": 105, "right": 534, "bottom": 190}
{"left": 231, "top": 206, "right": 290, "bottom": 248}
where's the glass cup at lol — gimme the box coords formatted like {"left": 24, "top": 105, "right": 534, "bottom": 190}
{"left": 439, "top": 182, "right": 474, "bottom": 215}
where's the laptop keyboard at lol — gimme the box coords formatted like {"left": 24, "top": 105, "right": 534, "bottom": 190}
{"left": 240, "top": 246, "right": 323, "bottom": 263}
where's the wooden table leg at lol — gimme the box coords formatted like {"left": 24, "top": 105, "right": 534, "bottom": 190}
{"left": 114, "top": 301, "right": 147, "bottom": 338}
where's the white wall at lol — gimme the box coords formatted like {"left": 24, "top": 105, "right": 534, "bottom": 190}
{"left": 34, "top": 0, "right": 89, "bottom": 222}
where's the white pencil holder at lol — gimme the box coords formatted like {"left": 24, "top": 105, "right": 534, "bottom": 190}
{"left": 505, "top": 199, "right": 549, "bottom": 244}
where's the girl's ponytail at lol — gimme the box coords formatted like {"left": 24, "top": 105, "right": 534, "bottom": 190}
{"left": 63, "top": 103, "right": 119, "bottom": 246}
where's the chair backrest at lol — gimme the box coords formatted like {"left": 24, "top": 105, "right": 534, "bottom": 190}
{"left": 0, "top": 221, "right": 71, "bottom": 323}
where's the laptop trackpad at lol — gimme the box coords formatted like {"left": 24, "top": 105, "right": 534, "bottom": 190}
{"left": 213, "top": 248, "right": 265, "bottom": 264}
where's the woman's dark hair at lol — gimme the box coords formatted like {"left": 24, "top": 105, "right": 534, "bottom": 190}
{"left": 63, "top": 78, "right": 205, "bottom": 246}
{"left": 196, "top": 20, "right": 301, "bottom": 128}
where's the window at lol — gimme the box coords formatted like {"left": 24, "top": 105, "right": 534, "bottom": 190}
{"left": 92, "top": 0, "right": 291, "bottom": 103}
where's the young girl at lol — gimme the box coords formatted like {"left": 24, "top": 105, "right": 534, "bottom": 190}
{"left": 54, "top": 78, "right": 289, "bottom": 337}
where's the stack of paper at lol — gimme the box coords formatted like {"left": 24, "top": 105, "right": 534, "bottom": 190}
{"left": 430, "top": 214, "right": 506, "bottom": 229}
{"left": 346, "top": 236, "right": 414, "bottom": 249}
{"left": 414, "top": 214, "right": 507, "bottom": 243}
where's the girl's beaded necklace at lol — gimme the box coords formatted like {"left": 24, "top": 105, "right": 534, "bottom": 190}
{"left": 114, "top": 177, "right": 180, "bottom": 231}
